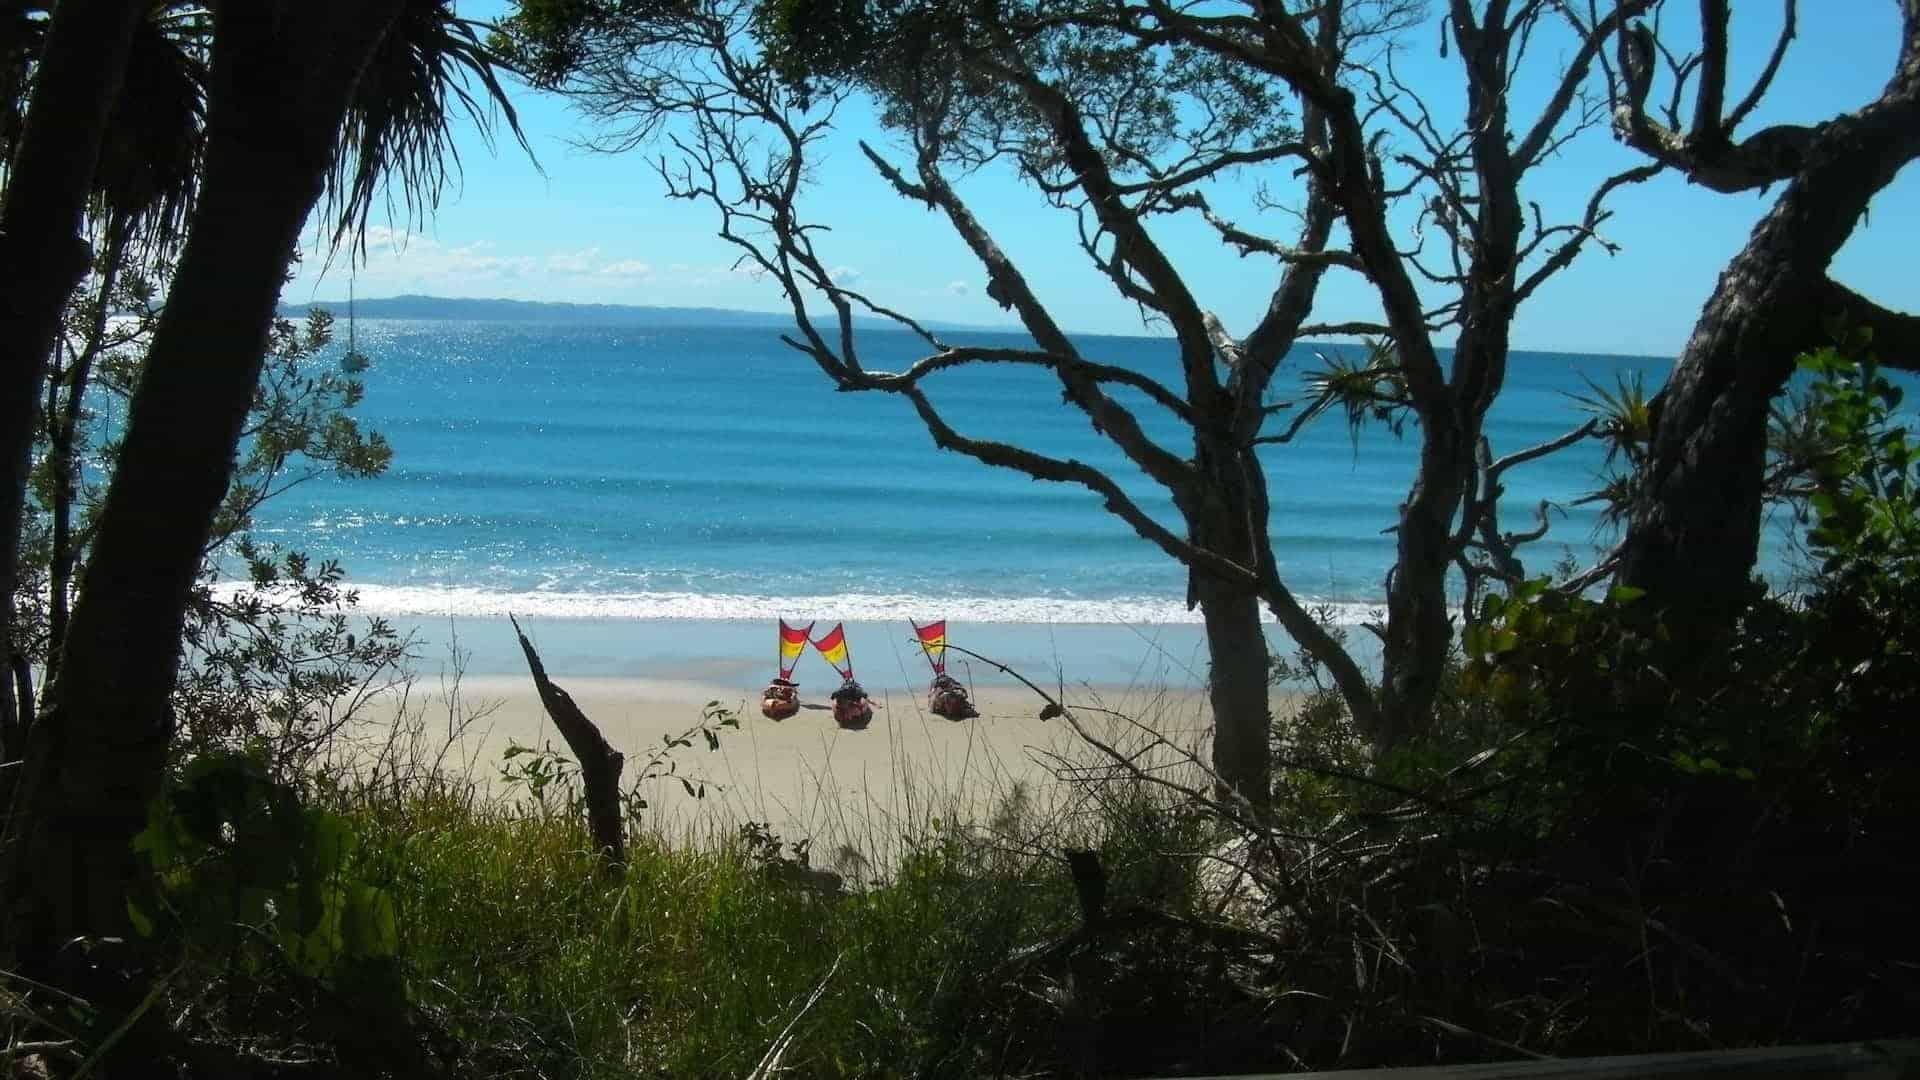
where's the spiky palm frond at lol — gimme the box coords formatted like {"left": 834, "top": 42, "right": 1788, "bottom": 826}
{"left": 1569, "top": 370, "right": 1652, "bottom": 468}
{"left": 1574, "top": 471, "right": 1638, "bottom": 531}
{"left": 92, "top": 4, "right": 208, "bottom": 260}
{"left": 322, "top": 0, "right": 533, "bottom": 255}
{"left": 1766, "top": 390, "right": 1834, "bottom": 504}
{"left": 1299, "top": 338, "right": 1411, "bottom": 448}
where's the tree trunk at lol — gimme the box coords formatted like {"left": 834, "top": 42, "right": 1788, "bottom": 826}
{"left": 0, "top": 0, "right": 147, "bottom": 760}
{"left": 512, "top": 616, "right": 627, "bottom": 869}
{"left": 1, "top": 1, "right": 403, "bottom": 964}
{"left": 1378, "top": 416, "right": 1473, "bottom": 752}
{"left": 1617, "top": 67, "right": 1920, "bottom": 644}
{"left": 1199, "top": 578, "right": 1272, "bottom": 812}
{"left": 1190, "top": 449, "right": 1273, "bottom": 810}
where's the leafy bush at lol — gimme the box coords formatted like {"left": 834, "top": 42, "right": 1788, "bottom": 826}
{"left": 1423, "top": 342, "right": 1920, "bottom": 1049}
{"left": 130, "top": 751, "right": 401, "bottom": 984}
{"left": 10, "top": 253, "right": 408, "bottom": 777}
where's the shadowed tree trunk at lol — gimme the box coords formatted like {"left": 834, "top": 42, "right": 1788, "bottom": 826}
{"left": 0, "top": 0, "right": 147, "bottom": 761}
{"left": 1616, "top": 9, "right": 1920, "bottom": 646}
{"left": 1, "top": 0, "right": 406, "bottom": 965}
{"left": 1198, "top": 578, "right": 1272, "bottom": 806}
{"left": 511, "top": 614, "right": 627, "bottom": 868}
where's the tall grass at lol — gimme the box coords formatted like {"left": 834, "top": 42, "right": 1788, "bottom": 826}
{"left": 307, "top": 682, "right": 1217, "bottom": 1078}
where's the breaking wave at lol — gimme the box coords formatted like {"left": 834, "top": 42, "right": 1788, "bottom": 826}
{"left": 276, "top": 583, "right": 1389, "bottom": 627}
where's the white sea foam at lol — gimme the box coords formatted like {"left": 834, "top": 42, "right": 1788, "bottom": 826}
{"left": 257, "top": 582, "right": 1388, "bottom": 627}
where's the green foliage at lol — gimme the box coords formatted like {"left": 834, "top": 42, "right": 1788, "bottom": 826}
{"left": 1568, "top": 370, "right": 1653, "bottom": 526}
{"left": 168, "top": 311, "right": 408, "bottom": 773}
{"left": 1792, "top": 344, "right": 1917, "bottom": 571}
{"left": 130, "top": 752, "right": 402, "bottom": 985}
{"left": 1410, "top": 341, "right": 1920, "bottom": 1049}
{"left": 491, "top": 0, "right": 678, "bottom": 89}
{"left": 497, "top": 703, "right": 742, "bottom": 829}
{"left": 499, "top": 0, "right": 1299, "bottom": 213}
{"left": 496, "top": 739, "right": 581, "bottom": 810}
{"left": 337, "top": 775, "right": 1207, "bottom": 1078}
{"left": 219, "top": 309, "right": 394, "bottom": 540}
{"left": 11, "top": 247, "right": 409, "bottom": 779}
{"left": 629, "top": 700, "right": 742, "bottom": 808}
{"left": 48, "top": 272, "right": 411, "bottom": 771}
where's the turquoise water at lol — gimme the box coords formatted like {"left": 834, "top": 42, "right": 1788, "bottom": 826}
{"left": 246, "top": 319, "right": 1677, "bottom": 629}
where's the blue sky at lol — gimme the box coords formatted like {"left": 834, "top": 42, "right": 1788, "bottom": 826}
{"left": 286, "top": 1, "right": 1918, "bottom": 357}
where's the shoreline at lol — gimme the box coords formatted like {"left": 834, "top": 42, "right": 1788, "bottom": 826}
{"left": 360, "top": 612, "right": 1392, "bottom": 693}
{"left": 392, "top": 614, "right": 1238, "bottom": 688}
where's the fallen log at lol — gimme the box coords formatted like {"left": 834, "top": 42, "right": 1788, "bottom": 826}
{"left": 509, "top": 613, "right": 626, "bottom": 870}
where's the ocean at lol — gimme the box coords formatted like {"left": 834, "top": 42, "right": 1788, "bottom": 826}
{"left": 245, "top": 319, "right": 1686, "bottom": 641}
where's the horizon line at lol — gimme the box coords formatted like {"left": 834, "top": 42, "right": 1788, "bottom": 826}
{"left": 284, "top": 292, "right": 1678, "bottom": 361}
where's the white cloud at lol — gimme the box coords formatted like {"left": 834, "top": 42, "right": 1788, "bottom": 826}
{"left": 298, "top": 228, "right": 664, "bottom": 291}
{"left": 946, "top": 280, "right": 971, "bottom": 296}
{"left": 291, "top": 226, "right": 839, "bottom": 311}
{"left": 545, "top": 247, "right": 602, "bottom": 274}
{"left": 359, "top": 224, "right": 411, "bottom": 256}
{"left": 407, "top": 237, "right": 538, "bottom": 280}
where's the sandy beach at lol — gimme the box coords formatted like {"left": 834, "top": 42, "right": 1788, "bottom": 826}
{"left": 343, "top": 616, "right": 1235, "bottom": 864}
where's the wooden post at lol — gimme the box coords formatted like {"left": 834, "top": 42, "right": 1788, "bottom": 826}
{"left": 510, "top": 614, "right": 626, "bottom": 871}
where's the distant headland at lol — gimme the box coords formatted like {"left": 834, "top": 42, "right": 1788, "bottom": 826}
{"left": 280, "top": 294, "right": 1013, "bottom": 334}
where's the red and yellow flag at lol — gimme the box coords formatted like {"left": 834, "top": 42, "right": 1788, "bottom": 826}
{"left": 811, "top": 622, "right": 853, "bottom": 678}
{"left": 777, "top": 620, "right": 813, "bottom": 678}
{"left": 912, "top": 619, "right": 947, "bottom": 673}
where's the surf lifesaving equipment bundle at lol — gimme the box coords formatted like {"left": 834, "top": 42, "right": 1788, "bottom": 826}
{"left": 811, "top": 623, "right": 873, "bottom": 729}
{"left": 912, "top": 619, "right": 977, "bottom": 720}
{"left": 761, "top": 619, "right": 811, "bottom": 720}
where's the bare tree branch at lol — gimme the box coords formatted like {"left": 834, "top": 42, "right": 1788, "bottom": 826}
{"left": 1578, "top": 0, "right": 1829, "bottom": 192}
{"left": 1513, "top": 162, "right": 1663, "bottom": 304}
{"left": 1823, "top": 280, "right": 1920, "bottom": 370}
{"left": 849, "top": 343, "right": 1200, "bottom": 425}
{"left": 877, "top": 379, "right": 1260, "bottom": 590}
{"left": 969, "top": 41, "right": 1225, "bottom": 411}
{"left": 862, "top": 138, "right": 1200, "bottom": 495}
{"left": 1725, "top": 0, "right": 1797, "bottom": 131}
{"left": 1111, "top": 142, "right": 1313, "bottom": 196}
{"left": 1513, "top": 0, "right": 1653, "bottom": 170}
{"left": 1490, "top": 419, "right": 1601, "bottom": 481}
{"left": 1694, "top": 0, "right": 1730, "bottom": 139}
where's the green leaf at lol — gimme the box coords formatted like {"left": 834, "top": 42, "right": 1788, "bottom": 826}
{"left": 1462, "top": 624, "right": 1488, "bottom": 657}
{"left": 127, "top": 899, "right": 155, "bottom": 938}
{"left": 344, "top": 884, "right": 400, "bottom": 960}
{"left": 1606, "top": 585, "right": 1646, "bottom": 604}
{"left": 306, "top": 811, "right": 354, "bottom": 879}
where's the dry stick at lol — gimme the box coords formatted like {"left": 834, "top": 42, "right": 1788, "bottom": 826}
{"left": 747, "top": 952, "right": 844, "bottom": 1080}
{"left": 934, "top": 642, "right": 1294, "bottom": 888}
{"left": 932, "top": 642, "right": 1073, "bottom": 722}
{"left": 508, "top": 613, "right": 627, "bottom": 871}
{"left": 942, "top": 643, "right": 1479, "bottom": 823}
